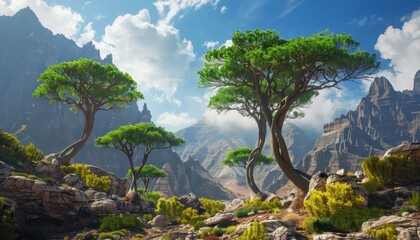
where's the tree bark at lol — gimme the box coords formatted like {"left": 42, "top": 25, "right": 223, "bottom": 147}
{"left": 130, "top": 147, "right": 151, "bottom": 192}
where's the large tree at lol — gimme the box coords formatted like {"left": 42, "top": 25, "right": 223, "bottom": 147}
{"left": 209, "top": 85, "right": 313, "bottom": 196}
{"left": 33, "top": 58, "right": 143, "bottom": 165}
{"left": 95, "top": 122, "right": 184, "bottom": 201}
{"left": 199, "top": 30, "right": 379, "bottom": 193}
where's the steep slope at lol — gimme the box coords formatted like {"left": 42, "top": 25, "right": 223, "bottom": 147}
{"left": 0, "top": 8, "right": 233, "bottom": 200}
{"left": 297, "top": 74, "right": 420, "bottom": 175}
{"left": 175, "top": 120, "right": 317, "bottom": 195}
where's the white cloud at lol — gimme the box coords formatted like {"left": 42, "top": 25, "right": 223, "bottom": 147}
{"left": 291, "top": 89, "right": 359, "bottom": 133}
{"left": 221, "top": 39, "right": 233, "bottom": 47}
{"left": 203, "top": 40, "right": 219, "bottom": 49}
{"left": 187, "top": 95, "right": 205, "bottom": 104}
{"left": 0, "top": 0, "right": 94, "bottom": 46}
{"left": 157, "top": 112, "right": 197, "bottom": 128}
{"left": 94, "top": 9, "right": 195, "bottom": 99}
{"left": 276, "top": 0, "right": 304, "bottom": 19}
{"left": 203, "top": 109, "right": 256, "bottom": 131}
{"left": 374, "top": 9, "right": 420, "bottom": 91}
{"left": 349, "top": 15, "right": 383, "bottom": 27}
{"left": 220, "top": 5, "right": 227, "bottom": 13}
{"left": 154, "top": 0, "right": 220, "bottom": 24}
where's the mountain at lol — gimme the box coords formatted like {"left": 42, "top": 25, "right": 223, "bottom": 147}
{"left": 0, "top": 7, "right": 233, "bottom": 200}
{"left": 175, "top": 120, "right": 317, "bottom": 196}
{"left": 296, "top": 73, "right": 420, "bottom": 175}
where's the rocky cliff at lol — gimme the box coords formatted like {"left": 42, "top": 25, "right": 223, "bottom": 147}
{"left": 0, "top": 7, "right": 232, "bottom": 200}
{"left": 297, "top": 74, "right": 420, "bottom": 175}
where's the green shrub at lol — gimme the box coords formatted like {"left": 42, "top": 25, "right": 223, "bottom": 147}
{"left": 224, "top": 225, "right": 238, "bottom": 235}
{"left": 304, "top": 182, "right": 381, "bottom": 232}
{"left": 240, "top": 219, "right": 266, "bottom": 240}
{"left": 240, "top": 197, "right": 282, "bottom": 213}
{"left": 193, "top": 220, "right": 205, "bottom": 230}
{"left": 362, "top": 155, "right": 420, "bottom": 186}
{"left": 199, "top": 198, "right": 225, "bottom": 216}
{"left": 98, "top": 214, "right": 141, "bottom": 232}
{"left": 61, "top": 164, "right": 111, "bottom": 192}
{"left": 302, "top": 217, "right": 337, "bottom": 234}
{"left": 137, "top": 188, "right": 161, "bottom": 206}
{"left": 361, "top": 178, "right": 383, "bottom": 194}
{"left": 0, "top": 197, "right": 18, "bottom": 240}
{"left": 179, "top": 207, "right": 198, "bottom": 224}
{"left": 408, "top": 190, "right": 420, "bottom": 210}
{"left": 365, "top": 224, "right": 398, "bottom": 240}
{"left": 235, "top": 207, "right": 253, "bottom": 218}
{"left": 0, "top": 130, "right": 43, "bottom": 167}
{"left": 142, "top": 213, "right": 153, "bottom": 221}
{"left": 156, "top": 197, "right": 184, "bottom": 223}
{"left": 197, "top": 228, "right": 225, "bottom": 238}
{"left": 11, "top": 172, "right": 56, "bottom": 183}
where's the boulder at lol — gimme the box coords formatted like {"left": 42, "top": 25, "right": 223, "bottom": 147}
{"left": 93, "top": 191, "right": 108, "bottom": 200}
{"left": 115, "top": 199, "right": 141, "bottom": 214}
{"left": 0, "top": 161, "right": 14, "bottom": 177}
{"left": 381, "top": 143, "right": 420, "bottom": 163}
{"left": 0, "top": 176, "right": 88, "bottom": 221}
{"left": 236, "top": 220, "right": 296, "bottom": 235}
{"left": 63, "top": 173, "right": 84, "bottom": 190}
{"left": 313, "top": 232, "right": 375, "bottom": 240}
{"left": 150, "top": 215, "right": 169, "bottom": 228}
{"left": 86, "top": 165, "right": 128, "bottom": 197}
{"left": 354, "top": 171, "right": 365, "bottom": 182}
{"left": 361, "top": 215, "right": 419, "bottom": 232}
{"left": 268, "top": 226, "right": 296, "bottom": 240}
{"left": 85, "top": 189, "right": 98, "bottom": 200}
{"left": 85, "top": 199, "right": 117, "bottom": 216}
{"left": 305, "top": 172, "right": 328, "bottom": 200}
{"left": 204, "top": 212, "right": 234, "bottom": 226}
{"left": 224, "top": 198, "right": 244, "bottom": 212}
{"left": 178, "top": 193, "right": 205, "bottom": 214}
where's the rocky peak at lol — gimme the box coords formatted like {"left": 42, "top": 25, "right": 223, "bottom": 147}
{"left": 413, "top": 69, "right": 420, "bottom": 95}
{"left": 367, "top": 76, "right": 396, "bottom": 99}
{"left": 140, "top": 103, "right": 152, "bottom": 122}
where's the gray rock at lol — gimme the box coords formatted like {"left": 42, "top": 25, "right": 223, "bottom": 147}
{"left": 313, "top": 232, "right": 375, "bottom": 240}
{"left": 336, "top": 169, "right": 347, "bottom": 176}
{"left": 354, "top": 171, "right": 365, "bottom": 182}
{"left": 116, "top": 199, "right": 141, "bottom": 213}
{"left": 72, "top": 230, "right": 99, "bottom": 240}
{"left": 268, "top": 226, "right": 296, "bottom": 240}
{"left": 178, "top": 193, "right": 205, "bottom": 214}
{"left": 0, "top": 161, "right": 14, "bottom": 177}
{"left": 397, "top": 228, "right": 420, "bottom": 240}
{"left": 361, "top": 215, "right": 420, "bottom": 232}
{"left": 85, "top": 189, "right": 98, "bottom": 200}
{"left": 185, "top": 231, "right": 197, "bottom": 240}
{"left": 0, "top": 176, "right": 88, "bottom": 221}
{"left": 305, "top": 172, "right": 328, "bottom": 201}
{"left": 150, "top": 215, "right": 169, "bottom": 228}
{"left": 204, "top": 212, "right": 234, "bottom": 226}
{"left": 86, "top": 199, "right": 117, "bottom": 216}
{"left": 63, "top": 173, "right": 84, "bottom": 190}
{"left": 94, "top": 191, "right": 108, "bottom": 200}
{"left": 261, "top": 220, "right": 296, "bottom": 234}
{"left": 224, "top": 198, "right": 244, "bottom": 212}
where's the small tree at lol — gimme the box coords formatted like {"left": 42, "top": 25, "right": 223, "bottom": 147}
{"left": 33, "top": 58, "right": 143, "bottom": 165}
{"left": 95, "top": 122, "right": 184, "bottom": 201}
{"left": 127, "top": 165, "right": 167, "bottom": 192}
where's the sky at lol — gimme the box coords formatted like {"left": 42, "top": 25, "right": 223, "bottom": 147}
{"left": 1, "top": 0, "right": 419, "bottom": 134}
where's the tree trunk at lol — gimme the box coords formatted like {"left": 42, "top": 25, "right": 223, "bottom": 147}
{"left": 130, "top": 147, "right": 151, "bottom": 192}
{"left": 56, "top": 111, "right": 95, "bottom": 166}
{"left": 246, "top": 118, "right": 266, "bottom": 197}
{"left": 127, "top": 155, "right": 138, "bottom": 192}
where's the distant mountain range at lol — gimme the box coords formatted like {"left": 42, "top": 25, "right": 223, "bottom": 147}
{"left": 0, "top": 7, "right": 233, "bottom": 200}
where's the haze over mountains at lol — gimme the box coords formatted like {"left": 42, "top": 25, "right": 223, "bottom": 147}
{"left": 0, "top": 7, "right": 232, "bottom": 200}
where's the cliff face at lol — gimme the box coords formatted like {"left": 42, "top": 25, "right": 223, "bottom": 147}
{"left": 0, "top": 8, "right": 233, "bottom": 200}
{"left": 297, "top": 74, "right": 420, "bottom": 175}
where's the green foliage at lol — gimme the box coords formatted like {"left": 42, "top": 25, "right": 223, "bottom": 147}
{"left": 304, "top": 182, "right": 381, "bottom": 232}
{"left": 98, "top": 229, "right": 127, "bottom": 240}
{"left": 224, "top": 225, "right": 238, "bottom": 235}
{"left": 202, "top": 236, "right": 221, "bottom": 240}
{"left": 137, "top": 188, "right": 161, "bottom": 206}
{"left": 142, "top": 214, "right": 153, "bottom": 221}
{"left": 197, "top": 228, "right": 225, "bottom": 238}
{"left": 0, "top": 130, "right": 43, "bottom": 166}
{"left": 61, "top": 164, "right": 110, "bottom": 191}
{"left": 193, "top": 220, "right": 206, "bottom": 230}
{"left": 235, "top": 207, "right": 253, "bottom": 218}
{"left": 361, "top": 178, "right": 383, "bottom": 194}
{"left": 156, "top": 197, "right": 185, "bottom": 222}
{"left": 199, "top": 198, "right": 226, "bottom": 216}
{"left": 408, "top": 191, "right": 420, "bottom": 210}
{"left": 240, "top": 197, "right": 282, "bottom": 213}
{"left": 222, "top": 147, "right": 275, "bottom": 169}
{"left": 302, "top": 217, "right": 337, "bottom": 234}
{"left": 366, "top": 225, "right": 398, "bottom": 240}
{"left": 11, "top": 172, "right": 56, "bottom": 183}
{"left": 179, "top": 207, "right": 198, "bottom": 224}
{"left": 240, "top": 219, "right": 266, "bottom": 240}
{"left": 362, "top": 155, "right": 420, "bottom": 185}
{"left": 129, "top": 165, "right": 167, "bottom": 192}
{"left": 98, "top": 214, "right": 141, "bottom": 232}
{"left": 0, "top": 197, "right": 18, "bottom": 240}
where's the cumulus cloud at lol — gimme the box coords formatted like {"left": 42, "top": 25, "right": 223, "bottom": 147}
{"left": 154, "top": 0, "right": 220, "bottom": 24}
{"left": 220, "top": 5, "right": 227, "bottom": 13}
{"left": 203, "top": 40, "right": 219, "bottom": 49}
{"left": 0, "top": 0, "right": 94, "bottom": 46}
{"left": 374, "top": 9, "right": 420, "bottom": 91}
{"left": 157, "top": 112, "right": 197, "bottom": 128}
{"left": 203, "top": 109, "right": 256, "bottom": 131}
{"left": 94, "top": 9, "right": 195, "bottom": 101}
{"left": 291, "top": 89, "right": 359, "bottom": 133}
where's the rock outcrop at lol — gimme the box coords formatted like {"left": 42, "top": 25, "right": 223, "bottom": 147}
{"left": 297, "top": 74, "right": 420, "bottom": 175}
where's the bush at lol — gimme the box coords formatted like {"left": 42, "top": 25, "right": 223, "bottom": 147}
{"left": 235, "top": 207, "right": 253, "bottom": 218}
{"left": 408, "top": 190, "right": 420, "bottom": 210}
{"left": 0, "top": 197, "right": 18, "bottom": 240}
{"left": 362, "top": 155, "right": 420, "bottom": 186}
{"left": 0, "top": 130, "right": 43, "bottom": 167}
{"left": 366, "top": 224, "right": 398, "bottom": 240}
{"left": 361, "top": 178, "right": 383, "bottom": 194}
{"left": 199, "top": 198, "right": 226, "bottom": 216}
{"left": 137, "top": 188, "right": 161, "bottom": 206}
{"left": 98, "top": 229, "right": 128, "bottom": 240}
{"left": 98, "top": 214, "right": 141, "bottom": 232}
{"left": 61, "top": 164, "right": 111, "bottom": 192}
{"left": 142, "top": 213, "right": 153, "bottom": 221}
{"left": 302, "top": 217, "right": 337, "bottom": 233}
{"left": 179, "top": 207, "right": 198, "bottom": 224}
{"left": 242, "top": 197, "right": 282, "bottom": 213}
{"left": 240, "top": 219, "right": 266, "bottom": 240}
{"left": 304, "top": 182, "right": 381, "bottom": 232}
{"left": 156, "top": 197, "right": 184, "bottom": 223}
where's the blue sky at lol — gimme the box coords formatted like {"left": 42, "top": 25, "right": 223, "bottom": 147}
{"left": 1, "top": 0, "right": 419, "bottom": 133}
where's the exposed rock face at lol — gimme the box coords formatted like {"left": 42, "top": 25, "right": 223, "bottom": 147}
{"left": 0, "top": 8, "right": 232, "bottom": 199}
{"left": 0, "top": 176, "right": 88, "bottom": 221}
{"left": 204, "top": 212, "right": 235, "bottom": 225}
{"left": 297, "top": 75, "right": 420, "bottom": 175}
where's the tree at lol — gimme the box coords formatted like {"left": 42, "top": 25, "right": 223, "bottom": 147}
{"left": 33, "top": 58, "right": 143, "bottom": 165}
{"left": 209, "top": 84, "right": 312, "bottom": 196}
{"left": 199, "top": 30, "right": 379, "bottom": 193}
{"left": 95, "top": 122, "right": 184, "bottom": 201}
{"left": 127, "top": 165, "right": 167, "bottom": 192}
{"left": 222, "top": 147, "right": 274, "bottom": 195}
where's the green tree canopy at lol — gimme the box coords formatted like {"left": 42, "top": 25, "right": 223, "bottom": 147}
{"left": 222, "top": 147, "right": 275, "bottom": 169}
{"left": 199, "top": 29, "right": 379, "bottom": 193}
{"left": 33, "top": 58, "right": 143, "bottom": 165}
{"left": 127, "top": 165, "right": 167, "bottom": 192}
